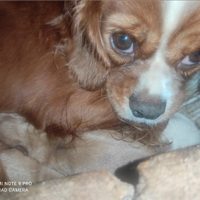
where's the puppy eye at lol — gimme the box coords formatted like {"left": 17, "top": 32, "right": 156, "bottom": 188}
{"left": 111, "top": 33, "right": 134, "bottom": 54}
{"left": 179, "top": 51, "right": 200, "bottom": 68}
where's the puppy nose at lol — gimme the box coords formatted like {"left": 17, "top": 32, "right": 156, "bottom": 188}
{"left": 129, "top": 94, "right": 166, "bottom": 120}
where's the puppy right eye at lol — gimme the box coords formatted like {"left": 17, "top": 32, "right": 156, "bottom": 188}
{"left": 111, "top": 33, "right": 134, "bottom": 54}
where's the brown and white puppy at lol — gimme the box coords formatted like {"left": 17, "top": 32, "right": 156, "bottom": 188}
{"left": 0, "top": 1, "right": 200, "bottom": 137}
{"left": 0, "top": 1, "right": 200, "bottom": 182}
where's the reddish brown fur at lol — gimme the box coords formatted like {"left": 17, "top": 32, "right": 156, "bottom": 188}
{"left": 0, "top": 2, "right": 123, "bottom": 138}
{"left": 0, "top": 113, "right": 158, "bottom": 183}
{"left": 0, "top": 2, "right": 169, "bottom": 182}
{"left": 1, "top": 1, "right": 198, "bottom": 141}
{"left": 167, "top": 3, "right": 200, "bottom": 77}
{"left": 0, "top": 0, "right": 195, "bottom": 140}
{"left": 0, "top": 1, "right": 166, "bottom": 139}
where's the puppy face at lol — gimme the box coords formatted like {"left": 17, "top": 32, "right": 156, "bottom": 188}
{"left": 69, "top": 1, "right": 200, "bottom": 126}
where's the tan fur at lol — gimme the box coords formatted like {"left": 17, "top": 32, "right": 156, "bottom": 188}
{"left": 0, "top": 113, "right": 157, "bottom": 182}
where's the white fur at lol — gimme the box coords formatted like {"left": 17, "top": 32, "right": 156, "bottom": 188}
{"left": 161, "top": 112, "right": 200, "bottom": 151}
{"left": 0, "top": 113, "right": 157, "bottom": 181}
{"left": 137, "top": 1, "right": 189, "bottom": 102}
{"left": 163, "top": 1, "right": 188, "bottom": 34}
{"left": 137, "top": 56, "right": 175, "bottom": 114}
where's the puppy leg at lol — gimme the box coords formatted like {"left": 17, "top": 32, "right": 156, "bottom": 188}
{"left": 50, "top": 130, "right": 157, "bottom": 175}
{"left": 0, "top": 113, "right": 63, "bottom": 182}
{"left": 0, "top": 113, "right": 56, "bottom": 165}
{"left": 0, "top": 149, "right": 63, "bottom": 182}
{"left": 0, "top": 113, "right": 158, "bottom": 177}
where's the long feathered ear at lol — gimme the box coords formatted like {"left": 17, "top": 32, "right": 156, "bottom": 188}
{"left": 73, "top": 1, "right": 110, "bottom": 66}
{"left": 68, "top": 1, "right": 111, "bottom": 90}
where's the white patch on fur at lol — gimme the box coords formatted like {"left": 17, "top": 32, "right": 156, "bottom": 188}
{"left": 163, "top": 1, "right": 200, "bottom": 34}
{"left": 136, "top": 2, "right": 189, "bottom": 100}
{"left": 162, "top": 1, "right": 187, "bottom": 34}
{"left": 137, "top": 56, "right": 174, "bottom": 99}
{"left": 160, "top": 112, "right": 200, "bottom": 151}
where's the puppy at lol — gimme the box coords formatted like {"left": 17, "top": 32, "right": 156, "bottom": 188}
{"left": 0, "top": 113, "right": 157, "bottom": 183}
{"left": 0, "top": 0, "right": 200, "bottom": 182}
{"left": 0, "top": 1, "right": 200, "bottom": 139}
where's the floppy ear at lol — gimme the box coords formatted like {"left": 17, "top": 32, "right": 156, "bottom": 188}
{"left": 68, "top": 1, "right": 111, "bottom": 90}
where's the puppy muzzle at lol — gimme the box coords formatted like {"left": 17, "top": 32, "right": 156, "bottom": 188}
{"left": 129, "top": 93, "right": 166, "bottom": 120}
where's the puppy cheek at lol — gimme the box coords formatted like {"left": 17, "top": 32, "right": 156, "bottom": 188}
{"left": 68, "top": 47, "right": 109, "bottom": 91}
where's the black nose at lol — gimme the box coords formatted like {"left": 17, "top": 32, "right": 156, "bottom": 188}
{"left": 129, "top": 94, "right": 166, "bottom": 120}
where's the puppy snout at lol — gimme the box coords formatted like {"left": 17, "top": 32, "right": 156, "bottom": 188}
{"left": 129, "top": 94, "right": 166, "bottom": 120}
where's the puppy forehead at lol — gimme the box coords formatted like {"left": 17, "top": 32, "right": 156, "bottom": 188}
{"left": 104, "top": 1, "right": 200, "bottom": 31}
{"left": 104, "top": 1, "right": 162, "bottom": 27}
{"left": 162, "top": 1, "right": 200, "bottom": 38}
{"left": 157, "top": 1, "right": 200, "bottom": 60}
{"left": 103, "top": 1, "right": 200, "bottom": 65}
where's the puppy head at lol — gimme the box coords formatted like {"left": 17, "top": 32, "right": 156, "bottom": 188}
{"left": 69, "top": 1, "right": 200, "bottom": 126}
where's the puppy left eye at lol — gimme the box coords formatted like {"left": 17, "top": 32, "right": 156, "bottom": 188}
{"left": 180, "top": 51, "right": 200, "bottom": 67}
{"left": 111, "top": 33, "right": 134, "bottom": 54}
